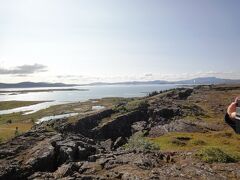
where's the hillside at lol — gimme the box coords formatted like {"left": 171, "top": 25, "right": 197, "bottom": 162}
{"left": 0, "top": 84, "right": 240, "bottom": 179}
{"left": 1, "top": 77, "right": 240, "bottom": 89}
{"left": 87, "top": 77, "right": 240, "bottom": 86}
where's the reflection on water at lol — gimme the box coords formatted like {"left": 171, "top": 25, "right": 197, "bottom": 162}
{"left": 0, "top": 84, "right": 180, "bottom": 115}
{"left": 92, "top": 105, "right": 105, "bottom": 111}
{"left": 36, "top": 113, "right": 79, "bottom": 124}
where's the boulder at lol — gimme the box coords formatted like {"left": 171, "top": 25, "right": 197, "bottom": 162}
{"left": 53, "top": 163, "right": 79, "bottom": 179}
{"left": 100, "top": 139, "right": 113, "bottom": 151}
{"left": 131, "top": 121, "right": 147, "bottom": 133}
{"left": 24, "top": 140, "right": 56, "bottom": 172}
{"left": 148, "top": 119, "right": 208, "bottom": 137}
{"left": 178, "top": 89, "right": 193, "bottom": 100}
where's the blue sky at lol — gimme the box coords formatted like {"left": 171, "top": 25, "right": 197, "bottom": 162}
{"left": 0, "top": 0, "right": 239, "bottom": 83}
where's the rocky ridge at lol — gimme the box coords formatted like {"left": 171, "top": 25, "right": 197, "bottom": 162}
{"left": 0, "top": 86, "right": 240, "bottom": 179}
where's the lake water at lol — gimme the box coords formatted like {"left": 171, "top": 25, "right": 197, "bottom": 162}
{"left": 36, "top": 113, "right": 79, "bottom": 124}
{"left": 0, "top": 84, "right": 181, "bottom": 115}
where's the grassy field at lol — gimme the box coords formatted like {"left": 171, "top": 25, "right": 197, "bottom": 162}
{"left": 0, "top": 101, "right": 45, "bottom": 110}
{"left": 0, "top": 122, "right": 33, "bottom": 142}
{"left": 149, "top": 85, "right": 240, "bottom": 161}
{"left": 0, "top": 97, "right": 132, "bottom": 142}
{"left": 150, "top": 131, "right": 240, "bottom": 156}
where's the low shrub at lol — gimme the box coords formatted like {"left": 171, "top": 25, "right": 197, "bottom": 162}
{"left": 170, "top": 138, "right": 187, "bottom": 146}
{"left": 125, "top": 132, "right": 160, "bottom": 151}
{"left": 137, "top": 100, "right": 149, "bottom": 110}
{"left": 6, "top": 120, "right": 12, "bottom": 124}
{"left": 148, "top": 91, "right": 159, "bottom": 97}
{"left": 196, "top": 147, "right": 237, "bottom": 163}
{"left": 191, "top": 140, "right": 206, "bottom": 145}
{"left": 114, "top": 100, "right": 149, "bottom": 113}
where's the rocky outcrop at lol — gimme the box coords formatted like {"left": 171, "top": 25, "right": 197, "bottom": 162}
{"left": 0, "top": 131, "right": 99, "bottom": 179}
{"left": 0, "top": 86, "right": 239, "bottom": 179}
{"left": 9, "top": 149, "right": 240, "bottom": 180}
{"left": 95, "top": 110, "right": 149, "bottom": 140}
{"left": 148, "top": 119, "right": 209, "bottom": 137}
{"left": 178, "top": 88, "right": 193, "bottom": 100}
{"left": 150, "top": 107, "right": 182, "bottom": 125}
{"left": 57, "top": 109, "right": 114, "bottom": 136}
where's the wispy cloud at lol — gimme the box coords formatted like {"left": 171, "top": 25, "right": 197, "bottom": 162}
{"left": 0, "top": 64, "right": 47, "bottom": 75}
{"left": 56, "top": 75, "right": 83, "bottom": 79}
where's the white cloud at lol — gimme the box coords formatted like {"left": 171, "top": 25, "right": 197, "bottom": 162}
{"left": 0, "top": 64, "right": 47, "bottom": 75}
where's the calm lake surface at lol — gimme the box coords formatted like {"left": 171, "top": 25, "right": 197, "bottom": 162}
{"left": 0, "top": 84, "right": 181, "bottom": 115}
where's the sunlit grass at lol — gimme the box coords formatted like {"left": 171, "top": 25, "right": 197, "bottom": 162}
{"left": 0, "top": 98, "right": 132, "bottom": 142}
{"left": 149, "top": 131, "right": 240, "bottom": 159}
{"left": 0, "top": 101, "right": 45, "bottom": 110}
{"left": 0, "top": 122, "right": 33, "bottom": 142}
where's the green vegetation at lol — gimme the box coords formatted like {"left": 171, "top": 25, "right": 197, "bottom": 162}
{"left": 196, "top": 147, "right": 238, "bottom": 163}
{"left": 148, "top": 91, "right": 159, "bottom": 97}
{"left": 184, "top": 87, "right": 240, "bottom": 125}
{"left": 0, "top": 123, "right": 32, "bottom": 142}
{"left": 0, "top": 101, "right": 45, "bottom": 110}
{"left": 170, "top": 138, "right": 188, "bottom": 146}
{"left": 0, "top": 97, "right": 133, "bottom": 142}
{"left": 125, "top": 132, "right": 160, "bottom": 151}
{"left": 150, "top": 131, "right": 240, "bottom": 161}
{"left": 114, "top": 99, "right": 148, "bottom": 113}
{"left": 14, "top": 127, "right": 20, "bottom": 137}
{"left": 191, "top": 139, "right": 206, "bottom": 145}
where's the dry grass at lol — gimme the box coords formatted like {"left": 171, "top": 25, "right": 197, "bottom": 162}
{"left": 149, "top": 130, "right": 240, "bottom": 158}
{"left": 0, "top": 97, "right": 132, "bottom": 142}
{"left": 0, "top": 122, "right": 33, "bottom": 142}
{"left": 149, "top": 86, "right": 240, "bottom": 158}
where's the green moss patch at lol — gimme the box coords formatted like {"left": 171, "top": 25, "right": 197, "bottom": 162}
{"left": 125, "top": 132, "right": 160, "bottom": 151}
{"left": 196, "top": 147, "right": 238, "bottom": 163}
{"left": 149, "top": 131, "right": 240, "bottom": 161}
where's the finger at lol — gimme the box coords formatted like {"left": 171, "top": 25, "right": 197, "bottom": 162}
{"left": 227, "top": 102, "right": 237, "bottom": 114}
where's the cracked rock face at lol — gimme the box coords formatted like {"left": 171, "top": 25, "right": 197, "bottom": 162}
{"left": 148, "top": 119, "right": 209, "bottom": 137}
{"left": 0, "top": 131, "right": 99, "bottom": 179}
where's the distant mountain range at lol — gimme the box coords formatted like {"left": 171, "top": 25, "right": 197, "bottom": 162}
{"left": 86, "top": 77, "right": 240, "bottom": 86}
{"left": 0, "top": 77, "right": 240, "bottom": 88}
{"left": 173, "top": 77, "right": 240, "bottom": 85}
{"left": 86, "top": 80, "right": 169, "bottom": 86}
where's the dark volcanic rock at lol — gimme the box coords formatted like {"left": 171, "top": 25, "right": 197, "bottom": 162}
{"left": 57, "top": 109, "right": 115, "bottom": 136}
{"left": 153, "top": 107, "right": 181, "bottom": 120}
{"left": 23, "top": 139, "right": 56, "bottom": 172}
{"left": 100, "top": 139, "right": 113, "bottom": 151}
{"left": 0, "top": 132, "right": 98, "bottom": 179}
{"left": 148, "top": 119, "right": 208, "bottom": 137}
{"left": 53, "top": 163, "right": 80, "bottom": 179}
{"left": 178, "top": 89, "right": 193, "bottom": 100}
{"left": 113, "top": 137, "right": 127, "bottom": 149}
{"left": 131, "top": 121, "right": 147, "bottom": 133}
{"left": 1, "top": 86, "right": 240, "bottom": 179}
{"left": 95, "top": 110, "right": 149, "bottom": 140}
